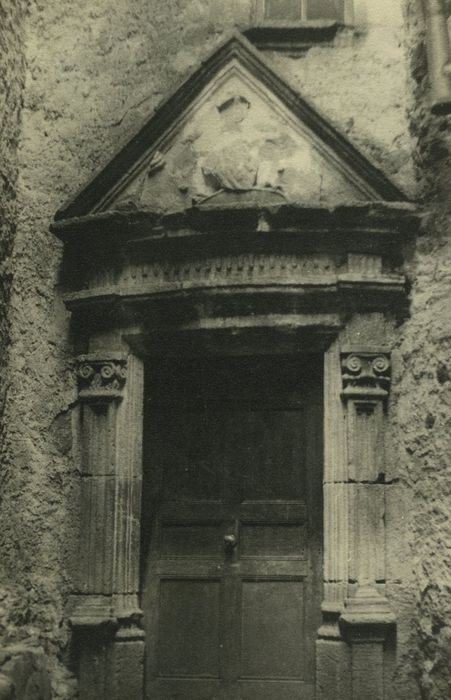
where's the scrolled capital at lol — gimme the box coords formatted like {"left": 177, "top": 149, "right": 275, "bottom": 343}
{"left": 76, "top": 354, "right": 128, "bottom": 402}
{"left": 341, "top": 348, "right": 391, "bottom": 402}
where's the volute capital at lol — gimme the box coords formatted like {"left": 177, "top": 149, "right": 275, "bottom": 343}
{"left": 76, "top": 354, "right": 128, "bottom": 402}
{"left": 340, "top": 348, "right": 391, "bottom": 403}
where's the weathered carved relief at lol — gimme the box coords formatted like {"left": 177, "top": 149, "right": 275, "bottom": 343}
{"left": 55, "top": 35, "right": 405, "bottom": 222}
{"left": 121, "top": 64, "right": 369, "bottom": 211}
{"left": 197, "top": 92, "right": 292, "bottom": 199}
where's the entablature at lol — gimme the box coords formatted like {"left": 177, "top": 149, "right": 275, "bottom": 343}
{"left": 52, "top": 201, "right": 420, "bottom": 334}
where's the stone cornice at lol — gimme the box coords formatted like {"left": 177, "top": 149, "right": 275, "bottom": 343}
{"left": 53, "top": 203, "right": 420, "bottom": 333}
{"left": 51, "top": 201, "right": 420, "bottom": 245}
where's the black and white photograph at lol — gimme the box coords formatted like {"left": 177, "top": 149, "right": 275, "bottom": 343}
{"left": 0, "top": 1, "right": 450, "bottom": 698}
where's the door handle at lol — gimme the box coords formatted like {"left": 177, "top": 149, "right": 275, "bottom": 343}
{"left": 223, "top": 534, "right": 238, "bottom": 552}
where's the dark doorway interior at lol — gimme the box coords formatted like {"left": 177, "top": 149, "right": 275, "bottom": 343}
{"left": 141, "top": 355, "right": 323, "bottom": 700}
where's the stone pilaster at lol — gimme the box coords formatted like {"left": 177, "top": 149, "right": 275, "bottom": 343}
{"left": 340, "top": 348, "right": 390, "bottom": 587}
{"left": 339, "top": 349, "right": 395, "bottom": 700}
{"left": 321, "top": 341, "right": 351, "bottom": 626}
{"left": 69, "top": 352, "right": 145, "bottom": 700}
{"left": 317, "top": 341, "right": 351, "bottom": 699}
{"left": 317, "top": 343, "right": 395, "bottom": 700}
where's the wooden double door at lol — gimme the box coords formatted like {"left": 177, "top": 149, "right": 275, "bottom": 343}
{"left": 142, "top": 356, "right": 323, "bottom": 700}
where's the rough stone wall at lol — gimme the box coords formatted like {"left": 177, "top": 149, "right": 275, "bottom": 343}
{"left": 0, "top": 0, "right": 25, "bottom": 519}
{"left": 0, "top": 0, "right": 449, "bottom": 697}
{"left": 392, "top": 2, "right": 451, "bottom": 699}
{"left": 0, "top": 1, "right": 52, "bottom": 696}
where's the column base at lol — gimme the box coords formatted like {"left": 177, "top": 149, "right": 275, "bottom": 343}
{"left": 340, "top": 585, "right": 396, "bottom": 643}
{"left": 74, "top": 622, "right": 145, "bottom": 700}
{"left": 339, "top": 586, "right": 396, "bottom": 700}
{"left": 316, "top": 638, "right": 351, "bottom": 700}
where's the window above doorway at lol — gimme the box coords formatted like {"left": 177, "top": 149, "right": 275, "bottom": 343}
{"left": 247, "top": 0, "right": 353, "bottom": 51}
{"left": 262, "top": 0, "right": 345, "bottom": 22}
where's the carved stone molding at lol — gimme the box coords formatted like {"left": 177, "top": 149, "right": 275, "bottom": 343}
{"left": 76, "top": 355, "right": 128, "bottom": 401}
{"left": 340, "top": 586, "right": 396, "bottom": 643}
{"left": 341, "top": 349, "right": 391, "bottom": 403}
{"left": 68, "top": 595, "right": 116, "bottom": 630}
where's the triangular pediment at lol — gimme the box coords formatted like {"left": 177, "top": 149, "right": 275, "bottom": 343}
{"left": 56, "top": 33, "right": 406, "bottom": 221}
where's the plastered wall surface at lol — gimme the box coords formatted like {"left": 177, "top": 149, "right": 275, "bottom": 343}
{"left": 0, "top": 0, "right": 26, "bottom": 544}
{"left": 0, "top": 0, "right": 449, "bottom": 697}
{"left": 0, "top": 0, "right": 53, "bottom": 694}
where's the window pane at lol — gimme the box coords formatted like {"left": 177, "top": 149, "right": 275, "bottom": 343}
{"left": 265, "top": 0, "right": 303, "bottom": 20}
{"left": 306, "top": 0, "right": 345, "bottom": 20}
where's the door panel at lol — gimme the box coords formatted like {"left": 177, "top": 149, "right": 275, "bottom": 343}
{"left": 240, "top": 580, "right": 305, "bottom": 678}
{"left": 240, "top": 523, "right": 306, "bottom": 558}
{"left": 158, "top": 579, "right": 221, "bottom": 678}
{"left": 160, "top": 524, "right": 223, "bottom": 558}
{"left": 142, "top": 356, "right": 323, "bottom": 700}
{"left": 225, "top": 411, "right": 306, "bottom": 501}
{"left": 239, "top": 681, "right": 315, "bottom": 700}
{"left": 160, "top": 412, "right": 224, "bottom": 502}
{"left": 150, "top": 678, "right": 221, "bottom": 700}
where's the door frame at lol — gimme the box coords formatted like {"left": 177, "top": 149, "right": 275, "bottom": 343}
{"left": 68, "top": 319, "right": 395, "bottom": 700}
{"left": 55, "top": 200, "right": 417, "bottom": 699}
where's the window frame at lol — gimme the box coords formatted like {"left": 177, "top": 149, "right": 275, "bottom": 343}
{"left": 255, "top": 0, "right": 354, "bottom": 26}
{"left": 262, "top": 0, "right": 307, "bottom": 23}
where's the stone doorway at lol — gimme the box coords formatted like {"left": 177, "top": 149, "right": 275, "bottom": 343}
{"left": 55, "top": 193, "right": 419, "bottom": 700}
{"left": 141, "top": 355, "right": 323, "bottom": 699}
